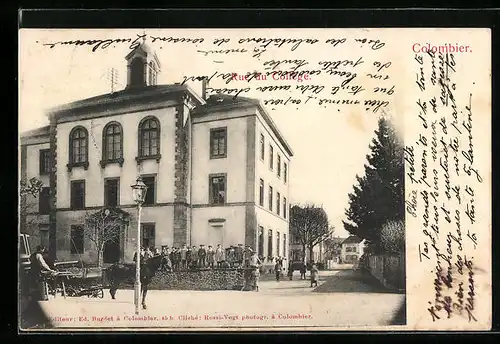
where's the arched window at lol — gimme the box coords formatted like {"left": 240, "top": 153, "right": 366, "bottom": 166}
{"left": 138, "top": 117, "right": 160, "bottom": 158}
{"left": 101, "top": 122, "right": 123, "bottom": 167}
{"left": 68, "top": 126, "right": 89, "bottom": 171}
{"left": 130, "top": 58, "right": 145, "bottom": 86}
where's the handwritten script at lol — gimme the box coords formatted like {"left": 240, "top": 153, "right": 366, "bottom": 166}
{"left": 406, "top": 50, "right": 482, "bottom": 323}
{"left": 40, "top": 33, "right": 394, "bottom": 115}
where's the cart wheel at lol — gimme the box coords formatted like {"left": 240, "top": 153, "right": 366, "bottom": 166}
{"left": 98, "top": 289, "right": 104, "bottom": 298}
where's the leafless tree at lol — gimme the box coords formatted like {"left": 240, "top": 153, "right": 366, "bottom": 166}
{"left": 323, "top": 231, "right": 342, "bottom": 260}
{"left": 19, "top": 177, "right": 44, "bottom": 234}
{"left": 289, "top": 204, "right": 333, "bottom": 263}
{"left": 82, "top": 208, "right": 126, "bottom": 267}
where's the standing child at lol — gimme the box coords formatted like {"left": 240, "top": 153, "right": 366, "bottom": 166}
{"left": 215, "top": 244, "right": 224, "bottom": 267}
{"left": 310, "top": 264, "right": 319, "bottom": 288}
{"left": 274, "top": 260, "right": 283, "bottom": 282}
{"left": 191, "top": 246, "right": 199, "bottom": 268}
{"left": 186, "top": 246, "right": 192, "bottom": 269}
{"left": 198, "top": 244, "right": 207, "bottom": 268}
{"left": 207, "top": 245, "right": 215, "bottom": 268}
{"left": 180, "top": 244, "right": 188, "bottom": 270}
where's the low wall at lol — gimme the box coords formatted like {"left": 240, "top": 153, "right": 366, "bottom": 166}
{"left": 367, "top": 254, "right": 405, "bottom": 291}
{"left": 65, "top": 266, "right": 247, "bottom": 291}
{"left": 149, "top": 268, "right": 245, "bottom": 290}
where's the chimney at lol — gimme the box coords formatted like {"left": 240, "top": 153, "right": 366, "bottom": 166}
{"left": 201, "top": 77, "right": 208, "bottom": 100}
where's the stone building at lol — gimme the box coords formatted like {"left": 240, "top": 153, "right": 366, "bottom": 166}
{"left": 20, "top": 41, "right": 293, "bottom": 267}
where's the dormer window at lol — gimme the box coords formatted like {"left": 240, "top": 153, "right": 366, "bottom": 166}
{"left": 130, "top": 57, "right": 146, "bottom": 87}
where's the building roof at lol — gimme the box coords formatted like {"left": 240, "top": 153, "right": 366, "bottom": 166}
{"left": 47, "top": 84, "right": 204, "bottom": 118}
{"left": 192, "top": 94, "right": 294, "bottom": 157}
{"left": 330, "top": 237, "right": 347, "bottom": 245}
{"left": 342, "top": 235, "right": 364, "bottom": 245}
{"left": 25, "top": 84, "right": 293, "bottom": 160}
{"left": 20, "top": 125, "right": 50, "bottom": 139}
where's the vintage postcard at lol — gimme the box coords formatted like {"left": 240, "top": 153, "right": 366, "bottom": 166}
{"left": 18, "top": 28, "right": 492, "bottom": 331}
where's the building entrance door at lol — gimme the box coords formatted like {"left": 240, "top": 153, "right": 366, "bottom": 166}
{"left": 103, "top": 237, "right": 120, "bottom": 264}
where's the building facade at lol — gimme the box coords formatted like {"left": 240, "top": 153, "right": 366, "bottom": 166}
{"left": 19, "top": 41, "right": 293, "bottom": 268}
{"left": 340, "top": 236, "right": 365, "bottom": 264}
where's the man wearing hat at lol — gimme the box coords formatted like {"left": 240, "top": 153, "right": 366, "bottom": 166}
{"left": 29, "top": 245, "right": 57, "bottom": 301}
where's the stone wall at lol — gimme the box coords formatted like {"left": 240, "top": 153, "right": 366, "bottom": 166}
{"left": 148, "top": 268, "right": 245, "bottom": 290}
{"left": 98, "top": 267, "right": 246, "bottom": 291}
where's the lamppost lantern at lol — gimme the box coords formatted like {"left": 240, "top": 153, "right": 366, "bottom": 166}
{"left": 130, "top": 176, "right": 147, "bottom": 315}
{"left": 131, "top": 176, "right": 148, "bottom": 205}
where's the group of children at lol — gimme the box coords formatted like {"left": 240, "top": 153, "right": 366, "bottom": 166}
{"left": 136, "top": 243, "right": 262, "bottom": 272}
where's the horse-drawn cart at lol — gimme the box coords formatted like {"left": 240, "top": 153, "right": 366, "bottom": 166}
{"left": 48, "top": 262, "right": 105, "bottom": 299}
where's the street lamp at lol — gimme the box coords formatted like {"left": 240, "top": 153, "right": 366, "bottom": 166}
{"left": 131, "top": 176, "right": 147, "bottom": 315}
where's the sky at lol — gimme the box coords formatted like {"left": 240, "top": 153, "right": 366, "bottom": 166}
{"left": 18, "top": 29, "right": 404, "bottom": 238}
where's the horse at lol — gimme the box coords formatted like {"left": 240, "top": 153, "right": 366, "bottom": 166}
{"left": 105, "top": 255, "right": 163, "bottom": 310}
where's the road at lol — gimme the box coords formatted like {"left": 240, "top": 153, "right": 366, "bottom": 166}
{"left": 23, "top": 269, "right": 406, "bottom": 330}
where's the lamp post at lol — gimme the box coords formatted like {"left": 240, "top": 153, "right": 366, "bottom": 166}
{"left": 131, "top": 176, "right": 147, "bottom": 315}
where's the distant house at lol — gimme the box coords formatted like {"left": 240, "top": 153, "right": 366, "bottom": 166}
{"left": 340, "top": 236, "right": 365, "bottom": 264}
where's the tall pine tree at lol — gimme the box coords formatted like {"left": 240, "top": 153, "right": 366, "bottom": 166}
{"left": 343, "top": 117, "right": 404, "bottom": 251}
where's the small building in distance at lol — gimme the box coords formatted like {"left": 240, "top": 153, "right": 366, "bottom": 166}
{"left": 340, "top": 235, "right": 365, "bottom": 264}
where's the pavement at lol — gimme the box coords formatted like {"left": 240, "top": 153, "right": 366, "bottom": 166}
{"left": 23, "top": 269, "right": 406, "bottom": 330}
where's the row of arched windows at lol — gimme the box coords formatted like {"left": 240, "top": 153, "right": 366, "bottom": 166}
{"left": 67, "top": 116, "right": 161, "bottom": 170}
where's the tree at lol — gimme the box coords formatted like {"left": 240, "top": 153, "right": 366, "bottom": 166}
{"left": 290, "top": 204, "right": 332, "bottom": 263}
{"left": 20, "top": 177, "right": 44, "bottom": 197}
{"left": 323, "top": 235, "right": 343, "bottom": 260}
{"left": 19, "top": 177, "right": 44, "bottom": 235}
{"left": 82, "top": 208, "right": 127, "bottom": 267}
{"left": 343, "top": 117, "right": 404, "bottom": 251}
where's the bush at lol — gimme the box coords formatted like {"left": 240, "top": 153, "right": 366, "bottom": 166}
{"left": 380, "top": 220, "right": 405, "bottom": 254}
